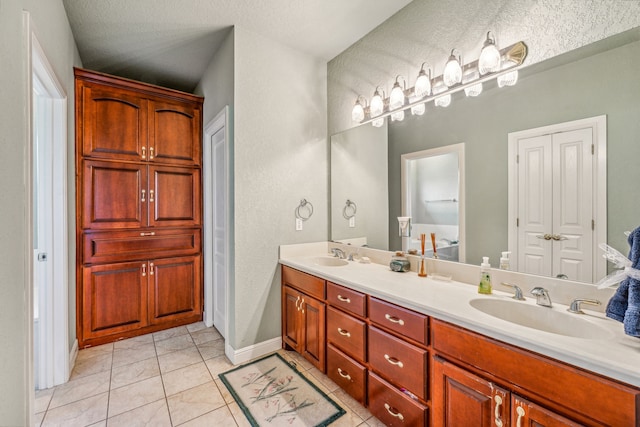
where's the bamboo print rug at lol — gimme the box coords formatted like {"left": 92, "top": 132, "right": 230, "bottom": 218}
{"left": 219, "top": 353, "right": 345, "bottom": 426}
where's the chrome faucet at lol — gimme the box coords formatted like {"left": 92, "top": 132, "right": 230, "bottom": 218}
{"left": 331, "top": 248, "right": 346, "bottom": 259}
{"left": 501, "top": 282, "right": 525, "bottom": 300}
{"left": 567, "top": 298, "right": 601, "bottom": 314}
{"left": 531, "top": 287, "right": 552, "bottom": 307}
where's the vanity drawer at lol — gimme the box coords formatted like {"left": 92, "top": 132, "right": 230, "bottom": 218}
{"left": 327, "top": 344, "right": 367, "bottom": 406}
{"left": 368, "top": 326, "right": 427, "bottom": 401}
{"left": 369, "top": 297, "right": 428, "bottom": 345}
{"left": 281, "top": 266, "right": 325, "bottom": 300}
{"left": 327, "top": 282, "right": 366, "bottom": 317}
{"left": 327, "top": 307, "right": 366, "bottom": 362}
{"left": 368, "top": 372, "right": 427, "bottom": 427}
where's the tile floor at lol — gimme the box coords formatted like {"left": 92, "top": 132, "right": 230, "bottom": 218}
{"left": 34, "top": 322, "right": 383, "bottom": 426}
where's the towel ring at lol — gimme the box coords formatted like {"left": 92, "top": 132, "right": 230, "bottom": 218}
{"left": 295, "top": 199, "right": 314, "bottom": 221}
{"left": 343, "top": 199, "right": 357, "bottom": 219}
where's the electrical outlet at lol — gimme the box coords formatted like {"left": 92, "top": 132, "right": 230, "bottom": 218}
{"left": 295, "top": 218, "right": 303, "bottom": 231}
{"left": 349, "top": 216, "right": 356, "bottom": 228}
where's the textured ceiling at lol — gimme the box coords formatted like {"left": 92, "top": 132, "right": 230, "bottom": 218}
{"left": 62, "top": 0, "right": 413, "bottom": 92}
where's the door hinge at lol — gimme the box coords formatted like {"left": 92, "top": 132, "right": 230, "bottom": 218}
{"left": 516, "top": 218, "right": 519, "bottom": 227}
{"left": 591, "top": 144, "right": 594, "bottom": 155}
{"left": 516, "top": 154, "right": 519, "bottom": 164}
{"left": 592, "top": 219, "right": 595, "bottom": 230}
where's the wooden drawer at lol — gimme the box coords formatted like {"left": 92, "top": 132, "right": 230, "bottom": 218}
{"left": 327, "top": 282, "right": 366, "bottom": 317}
{"left": 83, "top": 228, "right": 201, "bottom": 264}
{"left": 369, "top": 297, "right": 428, "bottom": 346}
{"left": 368, "top": 326, "right": 428, "bottom": 401}
{"left": 327, "top": 345, "right": 367, "bottom": 406}
{"left": 281, "top": 266, "right": 325, "bottom": 300}
{"left": 327, "top": 307, "right": 366, "bottom": 362}
{"left": 368, "top": 372, "right": 427, "bottom": 427}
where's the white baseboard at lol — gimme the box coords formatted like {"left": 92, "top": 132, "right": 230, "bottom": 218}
{"left": 225, "top": 337, "right": 281, "bottom": 365}
{"left": 68, "top": 339, "right": 78, "bottom": 380}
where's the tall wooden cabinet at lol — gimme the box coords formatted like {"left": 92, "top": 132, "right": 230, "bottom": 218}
{"left": 75, "top": 68, "right": 204, "bottom": 347}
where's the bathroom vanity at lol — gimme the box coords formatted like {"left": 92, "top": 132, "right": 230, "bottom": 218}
{"left": 280, "top": 243, "right": 640, "bottom": 426}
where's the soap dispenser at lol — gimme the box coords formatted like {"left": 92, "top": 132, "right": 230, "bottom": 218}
{"left": 478, "top": 257, "right": 492, "bottom": 294}
{"left": 499, "top": 251, "right": 511, "bottom": 270}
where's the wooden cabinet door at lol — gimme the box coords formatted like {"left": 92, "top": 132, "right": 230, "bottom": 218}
{"left": 300, "top": 294, "right": 326, "bottom": 372}
{"left": 149, "top": 99, "right": 201, "bottom": 166}
{"left": 82, "top": 261, "right": 148, "bottom": 341}
{"left": 79, "top": 83, "right": 148, "bottom": 162}
{"left": 432, "top": 356, "right": 510, "bottom": 427}
{"left": 149, "top": 165, "right": 201, "bottom": 228}
{"left": 148, "top": 255, "right": 202, "bottom": 324}
{"left": 82, "top": 160, "right": 148, "bottom": 230}
{"left": 282, "top": 286, "right": 302, "bottom": 351}
{"left": 512, "top": 396, "right": 582, "bottom": 427}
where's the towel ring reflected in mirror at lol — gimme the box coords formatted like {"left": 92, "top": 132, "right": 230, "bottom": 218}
{"left": 343, "top": 199, "right": 357, "bottom": 219}
{"left": 295, "top": 199, "right": 314, "bottom": 221}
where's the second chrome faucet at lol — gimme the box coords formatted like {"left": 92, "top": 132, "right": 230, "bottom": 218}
{"left": 531, "top": 287, "right": 552, "bottom": 307}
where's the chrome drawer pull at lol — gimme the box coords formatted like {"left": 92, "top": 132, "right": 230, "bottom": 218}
{"left": 139, "top": 232, "right": 156, "bottom": 236}
{"left": 515, "top": 406, "right": 526, "bottom": 427}
{"left": 384, "top": 354, "right": 403, "bottom": 368}
{"left": 494, "top": 395, "right": 503, "bottom": 427}
{"left": 337, "top": 328, "right": 351, "bottom": 337}
{"left": 337, "top": 368, "right": 351, "bottom": 380}
{"left": 384, "top": 403, "right": 404, "bottom": 421}
{"left": 337, "top": 295, "right": 351, "bottom": 303}
{"left": 385, "top": 314, "right": 404, "bottom": 326}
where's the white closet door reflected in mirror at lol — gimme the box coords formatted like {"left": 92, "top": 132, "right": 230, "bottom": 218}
{"left": 401, "top": 143, "right": 466, "bottom": 262}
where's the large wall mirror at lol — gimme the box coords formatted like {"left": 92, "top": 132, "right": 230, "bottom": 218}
{"left": 329, "top": 27, "right": 640, "bottom": 284}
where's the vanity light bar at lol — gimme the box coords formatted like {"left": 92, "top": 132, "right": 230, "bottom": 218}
{"left": 354, "top": 41, "right": 528, "bottom": 126}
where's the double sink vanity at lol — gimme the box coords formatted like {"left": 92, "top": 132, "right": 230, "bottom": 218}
{"left": 279, "top": 242, "right": 640, "bottom": 426}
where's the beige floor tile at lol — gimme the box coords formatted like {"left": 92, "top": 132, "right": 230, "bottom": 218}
{"left": 110, "top": 357, "right": 160, "bottom": 390}
{"left": 331, "top": 387, "right": 372, "bottom": 421}
{"left": 107, "top": 376, "right": 165, "bottom": 418}
{"left": 308, "top": 366, "right": 341, "bottom": 393}
{"left": 49, "top": 370, "right": 111, "bottom": 409}
{"left": 113, "top": 334, "right": 153, "bottom": 350}
{"left": 157, "top": 346, "right": 203, "bottom": 374}
{"left": 228, "top": 402, "right": 251, "bottom": 427}
{"left": 35, "top": 387, "right": 55, "bottom": 413}
{"left": 34, "top": 411, "right": 45, "bottom": 427}
{"left": 364, "top": 415, "right": 386, "bottom": 426}
{"left": 190, "top": 328, "right": 221, "bottom": 345}
{"left": 41, "top": 392, "right": 108, "bottom": 427}
{"left": 287, "top": 351, "right": 314, "bottom": 371}
{"left": 166, "top": 381, "right": 226, "bottom": 425}
{"left": 107, "top": 399, "right": 171, "bottom": 427}
{"left": 177, "top": 405, "right": 237, "bottom": 427}
{"left": 153, "top": 325, "right": 189, "bottom": 342}
{"left": 77, "top": 343, "right": 113, "bottom": 359}
{"left": 162, "top": 362, "right": 213, "bottom": 397}
{"left": 186, "top": 321, "right": 207, "bottom": 333}
{"left": 214, "top": 378, "right": 235, "bottom": 404}
{"left": 298, "top": 369, "right": 332, "bottom": 395}
{"left": 87, "top": 422, "right": 107, "bottom": 427}
{"left": 70, "top": 352, "right": 113, "bottom": 380}
{"left": 112, "top": 343, "right": 157, "bottom": 368}
{"left": 196, "top": 338, "right": 225, "bottom": 360}
{"left": 204, "top": 355, "right": 234, "bottom": 377}
{"left": 155, "top": 333, "right": 196, "bottom": 356}
{"left": 326, "top": 394, "right": 365, "bottom": 427}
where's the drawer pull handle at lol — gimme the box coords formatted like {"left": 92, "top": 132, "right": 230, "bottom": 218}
{"left": 141, "top": 263, "right": 147, "bottom": 277}
{"left": 384, "top": 403, "right": 404, "bottom": 421}
{"left": 384, "top": 354, "right": 403, "bottom": 368}
{"left": 140, "top": 232, "right": 156, "bottom": 236}
{"left": 337, "top": 368, "right": 351, "bottom": 380}
{"left": 337, "top": 328, "right": 351, "bottom": 337}
{"left": 149, "top": 262, "right": 154, "bottom": 276}
{"left": 295, "top": 296, "right": 300, "bottom": 311}
{"left": 515, "top": 406, "right": 525, "bottom": 427}
{"left": 385, "top": 314, "right": 404, "bottom": 326}
{"left": 337, "top": 295, "right": 351, "bottom": 303}
{"left": 149, "top": 146, "right": 155, "bottom": 160}
{"left": 301, "top": 298, "right": 304, "bottom": 314}
{"left": 141, "top": 189, "right": 146, "bottom": 202}
{"left": 494, "top": 395, "right": 503, "bottom": 427}
{"left": 149, "top": 189, "right": 155, "bottom": 203}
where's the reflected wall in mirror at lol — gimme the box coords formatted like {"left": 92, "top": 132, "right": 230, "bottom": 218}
{"left": 401, "top": 144, "right": 465, "bottom": 263}
{"left": 330, "top": 28, "right": 640, "bottom": 284}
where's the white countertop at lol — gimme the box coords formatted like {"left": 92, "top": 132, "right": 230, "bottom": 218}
{"left": 279, "top": 244, "right": 640, "bottom": 388}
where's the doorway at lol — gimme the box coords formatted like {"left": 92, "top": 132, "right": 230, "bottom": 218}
{"left": 30, "top": 26, "right": 70, "bottom": 389}
{"left": 203, "top": 107, "right": 230, "bottom": 340}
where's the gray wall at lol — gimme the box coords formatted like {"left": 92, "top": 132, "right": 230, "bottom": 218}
{"left": 387, "top": 39, "right": 640, "bottom": 265}
{"left": 0, "top": 0, "right": 81, "bottom": 423}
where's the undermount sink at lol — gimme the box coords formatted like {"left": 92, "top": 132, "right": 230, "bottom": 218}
{"left": 313, "top": 256, "right": 349, "bottom": 267}
{"left": 469, "top": 298, "right": 613, "bottom": 340}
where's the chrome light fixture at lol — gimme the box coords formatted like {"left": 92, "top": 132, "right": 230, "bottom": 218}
{"left": 498, "top": 60, "right": 519, "bottom": 87}
{"left": 391, "top": 110, "right": 405, "bottom": 122}
{"left": 372, "top": 117, "right": 385, "bottom": 128}
{"left": 463, "top": 68, "right": 482, "bottom": 97}
{"left": 351, "top": 96, "right": 367, "bottom": 122}
{"left": 414, "top": 63, "right": 432, "bottom": 98}
{"left": 370, "top": 87, "right": 385, "bottom": 117}
{"left": 410, "top": 97, "right": 426, "bottom": 116}
{"left": 433, "top": 81, "right": 451, "bottom": 107}
{"left": 478, "top": 31, "right": 501, "bottom": 75}
{"left": 443, "top": 49, "right": 462, "bottom": 87}
{"left": 389, "top": 76, "right": 407, "bottom": 110}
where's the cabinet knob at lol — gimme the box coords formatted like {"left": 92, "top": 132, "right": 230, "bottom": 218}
{"left": 384, "top": 354, "right": 404, "bottom": 368}
{"left": 385, "top": 314, "right": 405, "bottom": 326}
{"left": 384, "top": 403, "right": 404, "bottom": 421}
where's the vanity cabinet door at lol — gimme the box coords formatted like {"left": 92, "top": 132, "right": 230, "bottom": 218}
{"left": 300, "top": 293, "right": 326, "bottom": 372}
{"left": 148, "top": 99, "right": 202, "bottom": 166}
{"left": 282, "top": 285, "right": 302, "bottom": 350}
{"left": 512, "top": 395, "right": 582, "bottom": 427}
{"left": 432, "top": 355, "right": 510, "bottom": 427}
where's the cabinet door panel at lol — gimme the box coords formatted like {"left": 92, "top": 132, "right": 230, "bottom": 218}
{"left": 512, "top": 396, "right": 583, "bottom": 427}
{"left": 301, "top": 295, "right": 326, "bottom": 372}
{"left": 82, "top": 262, "right": 148, "bottom": 339}
{"left": 80, "top": 84, "right": 147, "bottom": 161}
{"left": 149, "top": 255, "right": 202, "bottom": 324}
{"left": 282, "top": 286, "right": 301, "bottom": 350}
{"left": 150, "top": 166, "right": 201, "bottom": 227}
{"left": 149, "top": 100, "right": 201, "bottom": 166}
{"left": 82, "top": 160, "right": 147, "bottom": 229}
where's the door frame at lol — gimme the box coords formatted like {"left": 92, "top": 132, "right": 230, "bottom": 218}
{"left": 507, "top": 115, "right": 607, "bottom": 281}
{"left": 203, "top": 106, "right": 230, "bottom": 340}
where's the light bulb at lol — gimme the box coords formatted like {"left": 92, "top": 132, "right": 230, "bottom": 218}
{"left": 414, "top": 66, "right": 431, "bottom": 98}
{"left": 351, "top": 100, "right": 365, "bottom": 122}
{"left": 433, "top": 81, "right": 452, "bottom": 108}
{"left": 372, "top": 117, "right": 385, "bottom": 128}
{"left": 478, "top": 32, "right": 501, "bottom": 74}
{"left": 462, "top": 68, "right": 483, "bottom": 97}
{"left": 411, "top": 103, "right": 425, "bottom": 116}
{"left": 370, "top": 88, "right": 384, "bottom": 117}
{"left": 391, "top": 110, "right": 405, "bottom": 122}
{"left": 498, "top": 60, "right": 518, "bottom": 87}
{"left": 443, "top": 50, "right": 462, "bottom": 87}
{"left": 389, "top": 79, "right": 405, "bottom": 110}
